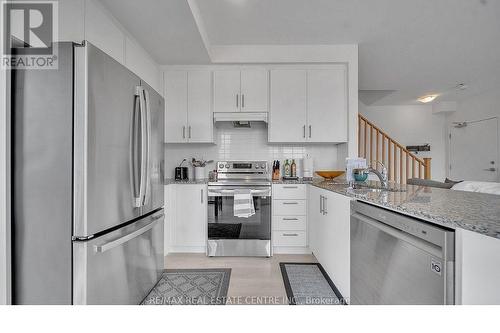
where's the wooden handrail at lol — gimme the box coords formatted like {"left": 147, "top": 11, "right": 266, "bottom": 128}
{"left": 358, "top": 114, "right": 431, "bottom": 184}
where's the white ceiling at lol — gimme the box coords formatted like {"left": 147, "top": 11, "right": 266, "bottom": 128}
{"left": 100, "top": 0, "right": 500, "bottom": 105}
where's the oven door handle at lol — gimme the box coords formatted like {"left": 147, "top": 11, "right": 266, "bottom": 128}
{"left": 208, "top": 189, "right": 271, "bottom": 197}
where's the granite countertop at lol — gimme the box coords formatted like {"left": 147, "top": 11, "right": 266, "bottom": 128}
{"left": 311, "top": 179, "right": 500, "bottom": 240}
{"left": 164, "top": 178, "right": 208, "bottom": 185}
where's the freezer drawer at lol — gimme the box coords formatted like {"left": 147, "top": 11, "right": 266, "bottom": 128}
{"left": 73, "top": 210, "right": 164, "bottom": 305}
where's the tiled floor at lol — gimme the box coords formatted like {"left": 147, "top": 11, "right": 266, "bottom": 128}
{"left": 164, "top": 253, "right": 317, "bottom": 304}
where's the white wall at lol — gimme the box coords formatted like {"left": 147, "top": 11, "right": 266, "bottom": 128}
{"left": 165, "top": 122, "right": 340, "bottom": 179}
{"left": 56, "top": 0, "right": 162, "bottom": 94}
{"left": 359, "top": 102, "right": 447, "bottom": 181}
{"left": 447, "top": 87, "right": 500, "bottom": 123}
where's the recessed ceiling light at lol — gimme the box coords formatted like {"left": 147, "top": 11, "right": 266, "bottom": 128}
{"left": 417, "top": 94, "right": 439, "bottom": 103}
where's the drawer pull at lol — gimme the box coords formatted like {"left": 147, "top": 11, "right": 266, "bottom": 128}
{"left": 282, "top": 202, "right": 298, "bottom": 205}
{"left": 282, "top": 233, "right": 299, "bottom": 237}
{"left": 283, "top": 186, "right": 298, "bottom": 189}
{"left": 282, "top": 218, "right": 299, "bottom": 221}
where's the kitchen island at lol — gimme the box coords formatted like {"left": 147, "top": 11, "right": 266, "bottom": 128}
{"left": 311, "top": 179, "right": 500, "bottom": 239}
{"left": 310, "top": 178, "right": 500, "bottom": 305}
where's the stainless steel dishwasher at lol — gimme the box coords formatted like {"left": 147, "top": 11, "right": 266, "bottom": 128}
{"left": 350, "top": 201, "right": 455, "bottom": 305}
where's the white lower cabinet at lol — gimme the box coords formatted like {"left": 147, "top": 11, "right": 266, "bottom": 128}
{"left": 272, "top": 184, "right": 308, "bottom": 253}
{"left": 164, "top": 184, "right": 207, "bottom": 253}
{"left": 308, "top": 185, "right": 351, "bottom": 302}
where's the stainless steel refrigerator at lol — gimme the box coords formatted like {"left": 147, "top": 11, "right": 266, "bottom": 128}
{"left": 11, "top": 42, "right": 165, "bottom": 304}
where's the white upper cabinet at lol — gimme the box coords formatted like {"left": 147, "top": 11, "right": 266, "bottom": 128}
{"left": 214, "top": 70, "right": 241, "bottom": 113}
{"left": 240, "top": 69, "right": 269, "bottom": 112}
{"left": 269, "top": 66, "right": 348, "bottom": 143}
{"left": 269, "top": 70, "right": 307, "bottom": 143}
{"left": 164, "top": 70, "right": 213, "bottom": 143}
{"left": 164, "top": 71, "right": 188, "bottom": 143}
{"left": 307, "top": 68, "right": 347, "bottom": 143}
{"left": 187, "top": 71, "right": 213, "bottom": 143}
{"left": 214, "top": 69, "right": 269, "bottom": 113}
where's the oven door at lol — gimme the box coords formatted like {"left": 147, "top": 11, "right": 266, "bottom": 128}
{"left": 207, "top": 186, "right": 271, "bottom": 241}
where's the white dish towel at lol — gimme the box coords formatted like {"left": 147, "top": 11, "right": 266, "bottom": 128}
{"left": 234, "top": 189, "right": 255, "bottom": 218}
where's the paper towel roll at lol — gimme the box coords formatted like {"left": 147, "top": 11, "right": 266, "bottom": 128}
{"left": 303, "top": 155, "right": 314, "bottom": 178}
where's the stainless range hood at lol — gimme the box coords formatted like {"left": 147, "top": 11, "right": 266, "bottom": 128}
{"left": 213, "top": 112, "right": 268, "bottom": 124}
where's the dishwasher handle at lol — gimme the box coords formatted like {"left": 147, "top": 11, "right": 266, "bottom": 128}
{"left": 351, "top": 212, "right": 443, "bottom": 259}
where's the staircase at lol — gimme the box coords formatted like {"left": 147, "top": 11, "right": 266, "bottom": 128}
{"left": 358, "top": 114, "right": 431, "bottom": 184}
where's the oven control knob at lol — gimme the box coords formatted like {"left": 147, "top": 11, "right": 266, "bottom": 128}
{"left": 261, "top": 164, "right": 266, "bottom": 169}
{"left": 225, "top": 164, "right": 229, "bottom": 168}
{"left": 255, "top": 165, "right": 260, "bottom": 169}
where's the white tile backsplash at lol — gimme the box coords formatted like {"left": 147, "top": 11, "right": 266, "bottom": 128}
{"left": 165, "top": 122, "right": 341, "bottom": 179}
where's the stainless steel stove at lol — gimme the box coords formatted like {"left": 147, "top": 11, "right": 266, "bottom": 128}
{"left": 207, "top": 161, "right": 272, "bottom": 257}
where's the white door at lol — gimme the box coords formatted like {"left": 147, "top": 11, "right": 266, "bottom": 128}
{"left": 187, "top": 71, "right": 213, "bottom": 143}
{"left": 214, "top": 70, "right": 241, "bottom": 113}
{"left": 240, "top": 69, "right": 269, "bottom": 112}
{"left": 307, "top": 68, "right": 348, "bottom": 143}
{"left": 450, "top": 117, "right": 499, "bottom": 181}
{"left": 269, "top": 70, "right": 307, "bottom": 143}
{"left": 173, "top": 185, "right": 207, "bottom": 249}
{"left": 164, "top": 71, "right": 188, "bottom": 143}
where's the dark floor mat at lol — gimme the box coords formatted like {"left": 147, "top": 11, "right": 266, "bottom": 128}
{"left": 141, "top": 269, "right": 231, "bottom": 305}
{"left": 280, "top": 262, "right": 346, "bottom": 305}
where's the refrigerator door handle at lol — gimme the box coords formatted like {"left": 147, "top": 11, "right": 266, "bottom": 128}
{"left": 132, "top": 86, "right": 146, "bottom": 207}
{"left": 137, "top": 86, "right": 148, "bottom": 207}
{"left": 143, "top": 88, "right": 152, "bottom": 206}
{"left": 93, "top": 213, "right": 164, "bottom": 253}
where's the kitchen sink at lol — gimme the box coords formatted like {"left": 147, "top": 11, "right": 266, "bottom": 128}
{"left": 351, "top": 183, "right": 407, "bottom": 193}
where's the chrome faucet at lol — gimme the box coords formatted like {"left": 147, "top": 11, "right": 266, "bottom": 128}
{"left": 365, "top": 161, "right": 388, "bottom": 188}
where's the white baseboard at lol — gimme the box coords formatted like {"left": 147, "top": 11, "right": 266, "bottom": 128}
{"left": 273, "top": 246, "right": 312, "bottom": 255}
{"left": 167, "top": 246, "right": 206, "bottom": 254}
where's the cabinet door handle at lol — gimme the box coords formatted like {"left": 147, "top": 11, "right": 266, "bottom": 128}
{"left": 283, "top": 233, "right": 298, "bottom": 237}
{"left": 283, "top": 186, "right": 298, "bottom": 189}
{"left": 303, "top": 125, "right": 306, "bottom": 138}
{"left": 182, "top": 126, "right": 185, "bottom": 139}
{"left": 309, "top": 125, "right": 312, "bottom": 138}
{"left": 324, "top": 196, "right": 327, "bottom": 215}
{"left": 320, "top": 195, "right": 324, "bottom": 214}
{"left": 201, "top": 189, "right": 204, "bottom": 204}
{"left": 188, "top": 126, "right": 192, "bottom": 139}
{"left": 242, "top": 94, "right": 245, "bottom": 108}
{"left": 236, "top": 94, "right": 239, "bottom": 108}
{"left": 283, "top": 202, "right": 298, "bottom": 205}
{"left": 283, "top": 218, "right": 299, "bottom": 221}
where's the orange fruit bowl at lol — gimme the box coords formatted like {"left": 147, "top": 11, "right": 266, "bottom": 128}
{"left": 315, "top": 170, "right": 345, "bottom": 179}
